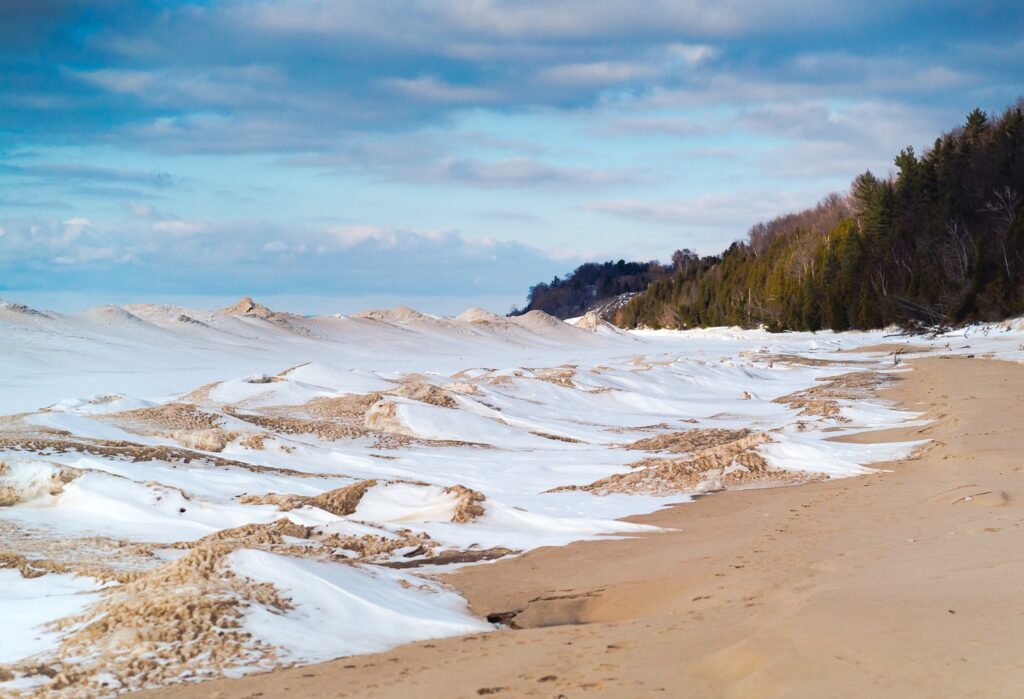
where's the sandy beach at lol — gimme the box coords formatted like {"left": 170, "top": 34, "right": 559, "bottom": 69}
{"left": 130, "top": 355, "right": 1024, "bottom": 698}
{"left": 4, "top": 301, "right": 942, "bottom": 696}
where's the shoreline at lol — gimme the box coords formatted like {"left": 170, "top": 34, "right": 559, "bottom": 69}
{"left": 134, "top": 355, "right": 1024, "bottom": 698}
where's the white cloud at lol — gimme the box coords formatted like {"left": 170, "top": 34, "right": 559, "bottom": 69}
{"left": 538, "top": 61, "right": 656, "bottom": 87}
{"left": 382, "top": 76, "right": 500, "bottom": 103}
{"left": 439, "top": 156, "right": 629, "bottom": 187}
{"left": 62, "top": 217, "right": 93, "bottom": 243}
{"left": 326, "top": 225, "right": 398, "bottom": 249}
{"left": 153, "top": 219, "right": 207, "bottom": 235}
{"left": 666, "top": 43, "right": 716, "bottom": 65}
{"left": 1, "top": 215, "right": 573, "bottom": 303}
{"left": 52, "top": 246, "right": 122, "bottom": 265}
{"left": 586, "top": 191, "right": 812, "bottom": 229}
{"left": 67, "top": 65, "right": 287, "bottom": 109}
{"left": 67, "top": 67, "right": 155, "bottom": 94}
{"left": 240, "top": 1, "right": 867, "bottom": 41}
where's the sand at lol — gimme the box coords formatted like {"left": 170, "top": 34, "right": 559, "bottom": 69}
{"left": 132, "top": 355, "right": 1024, "bottom": 698}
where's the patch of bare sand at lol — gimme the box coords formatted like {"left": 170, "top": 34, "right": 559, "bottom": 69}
{"left": 169, "top": 517, "right": 431, "bottom": 562}
{"left": 0, "top": 433, "right": 328, "bottom": 478}
{"left": 3, "top": 543, "right": 290, "bottom": 695}
{"left": 444, "top": 484, "right": 487, "bottom": 523}
{"left": 449, "top": 364, "right": 579, "bottom": 390}
{"left": 108, "top": 403, "right": 244, "bottom": 453}
{"left": 760, "top": 353, "right": 863, "bottom": 367}
{"left": 223, "top": 383, "right": 479, "bottom": 450}
{"left": 845, "top": 342, "right": 934, "bottom": 354}
{"left": 602, "top": 421, "right": 673, "bottom": 434}
{"left": 237, "top": 479, "right": 378, "bottom": 515}
{"left": 389, "top": 382, "right": 460, "bottom": 408}
{"left": 530, "top": 365, "right": 576, "bottom": 388}
{"left": 223, "top": 407, "right": 368, "bottom": 441}
{"left": 559, "top": 430, "right": 797, "bottom": 495}
{"left": 0, "top": 520, "right": 159, "bottom": 583}
{"left": 109, "top": 404, "right": 222, "bottom": 431}
{"left": 132, "top": 356, "right": 1024, "bottom": 699}
{"left": 625, "top": 427, "right": 752, "bottom": 453}
{"left": 301, "top": 392, "right": 382, "bottom": 419}
{"left": 216, "top": 296, "right": 312, "bottom": 336}
{"left": 773, "top": 369, "right": 892, "bottom": 420}
{"left": 238, "top": 480, "right": 488, "bottom": 524}
{"left": 0, "top": 515, "right": 441, "bottom": 696}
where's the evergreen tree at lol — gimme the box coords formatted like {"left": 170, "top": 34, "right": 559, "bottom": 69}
{"left": 606, "top": 99, "right": 1024, "bottom": 332}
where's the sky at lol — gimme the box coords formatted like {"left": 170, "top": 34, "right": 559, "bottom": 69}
{"left": 1, "top": 1, "right": 1022, "bottom": 315}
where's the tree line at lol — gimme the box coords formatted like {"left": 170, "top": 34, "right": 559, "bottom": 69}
{"left": 614, "top": 100, "right": 1024, "bottom": 331}
{"left": 512, "top": 259, "right": 671, "bottom": 318}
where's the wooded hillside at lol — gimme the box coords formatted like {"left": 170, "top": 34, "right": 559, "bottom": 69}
{"left": 614, "top": 101, "right": 1024, "bottom": 331}
{"left": 513, "top": 259, "right": 670, "bottom": 319}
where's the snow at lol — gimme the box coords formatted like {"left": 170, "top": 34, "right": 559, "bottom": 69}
{"left": 282, "top": 363, "right": 395, "bottom": 394}
{"left": 228, "top": 549, "right": 489, "bottom": 661}
{"left": 353, "top": 482, "right": 465, "bottom": 523}
{"left": 2, "top": 468, "right": 313, "bottom": 543}
{"left": 0, "top": 569, "right": 101, "bottom": 664}
{"left": 24, "top": 412, "right": 145, "bottom": 442}
{"left": 3, "top": 297, "right": 1024, "bottom": 693}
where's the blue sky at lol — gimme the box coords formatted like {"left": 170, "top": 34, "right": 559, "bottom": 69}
{"left": 1, "top": 1, "right": 1022, "bottom": 314}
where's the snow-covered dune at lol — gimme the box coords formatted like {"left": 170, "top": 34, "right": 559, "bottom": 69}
{"left": 2, "top": 296, "right": 1023, "bottom": 697}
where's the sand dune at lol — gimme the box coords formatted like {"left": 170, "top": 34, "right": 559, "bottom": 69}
{"left": 2, "top": 297, "right": 1024, "bottom": 697}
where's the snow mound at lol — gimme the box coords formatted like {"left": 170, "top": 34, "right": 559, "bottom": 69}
{"left": 123, "top": 304, "right": 211, "bottom": 326}
{"left": 79, "top": 305, "right": 147, "bottom": 326}
{"left": 575, "top": 311, "right": 613, "bottom": 332}
{"left": 510, "top": 310, "right": 564, "bottom": 329}
{"left": 510, "top": 310, "right": 596, "bottom": 342}
{"left": 0, "top": 460, "right": 80, "bottom": 506}
{"left": 999, "top": 316, "right": 1024, "bottom": 332}
{"left": 354, "top": 306, "right": 430, "bottom": 324}
{"left": 353, "top": 482, "right": 483, "bottom": 524}
{"left": 217, "top": 296, "right": 277, "bottom": 318}
{"left": 280, "top": 363, "right": 394, "bottom": 394}
{"left": 230, "top": 549, "right": 489, "bottom": 662}
{"left": 457, "top": 307, "right": 503, "bottom": 323}
{"left": 364, "top": 396, "right": 532, "bottom": 446}
{"left": 214, "top": 297, "right": 313, "bottom": 336}
{"left": 0, "top": 299, "right": 48, "bottom": 319}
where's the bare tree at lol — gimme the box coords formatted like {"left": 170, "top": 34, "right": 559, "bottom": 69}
{"left": 981, "top": 186, "right": 1021, "bottom": 280}
{"left": 941, "top": 218, "right": 973, "bottom": 284}
{"left": 671, "top": 249, "right": 698, "bottom": 272}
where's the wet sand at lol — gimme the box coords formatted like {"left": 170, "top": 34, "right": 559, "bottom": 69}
{"left": 135, "top": 356, "right": 1024, "bottom": 698}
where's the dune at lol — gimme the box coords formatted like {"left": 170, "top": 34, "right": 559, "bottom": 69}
{"left": 353, "top": 305, "right": 432, "bottom": 324}
{"left": 456, "top": 307, "right": 503, "bottom": 323}
{"left": 216, "top": 296, "right": 276, "bottom": 318}
{"left": 80, "top": 304, "right": 145, "bottom": 321}
{"left": 3, "top": 297, "right": 1024, "bottom": 697}
{"left": 123, "top": 304, "right": 212, "bottom": 327}
{"left": 508, "top": 309, "right": 603, "bottom": 344}
{"left": 0, "top": 299, "right": 50, "bottom": 319}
